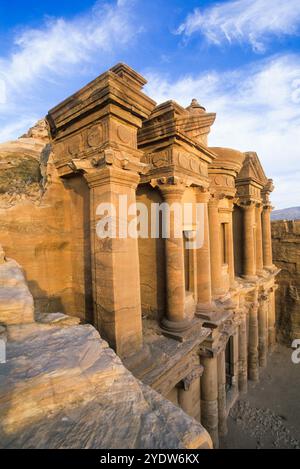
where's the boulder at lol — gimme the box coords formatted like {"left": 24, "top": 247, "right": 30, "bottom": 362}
{"left": 0, "top": 322, "right": 212, "bottom": 449}
{"left": 0, "top": 258, "right": 34, "bottom": 325}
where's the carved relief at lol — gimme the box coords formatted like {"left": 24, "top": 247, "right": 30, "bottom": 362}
{"left": 87, "top": 124, "right": 103, "bottom": 148}
{"left": 199, "top": 161, "right": 208, "bottom": 177}
{"left": 189, "top": 157, "right": 199, "bottom": 173}
{"left": 117, "top": 125, "right": 132, "bottom": 145}
{"left": 53, "top": 142, "right": 65, "bottom": 161}
{"left": 178, "top": 153, "right": 189, "bottom": 170}
{"left": 67, "top": 135, "right": 81, "bottom": 157}
{"left": 151, "top": 151, "right": 169, "bottom": 168}
{"left": 214, "top": 175, "right": 222, "bottom": 186}
{"left": 172, "top": 151, "right": 208, "bottom": 178}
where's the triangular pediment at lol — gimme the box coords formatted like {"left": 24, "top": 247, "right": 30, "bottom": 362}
{"left": 237, "top": 152, "right": 268, "bottom": 187}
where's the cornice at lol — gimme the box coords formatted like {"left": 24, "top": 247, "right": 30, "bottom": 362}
{"left": 47, "top": 66, "right": 156, "bottom": 137}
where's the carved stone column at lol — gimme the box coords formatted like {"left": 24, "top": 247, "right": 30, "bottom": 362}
{"left": 195, "top": 189, "right": 213, "bottom": 312}
{"left": 201, "top": 355, "right": 219, "bottom": 448}
{"left": 208, "top": 196, "right": 223, "bottom": 297}
{"left": 178, "top": 366, "right": 203, "bottom": 422}
{"left": 231, "top": 332, "right": 240, "bottom": 395}
{"left": 46, "top": 63, "right": 156, "bottom": 358}
{"left": 217, "top": 350, "right": 228, "bottom": 436}
{"left": 258, "top": 293, "right": 268, "bottom": 368}
{"left": 242, "top": 202, "right": 257, "bottom": 280}
{"left": 158, "top": 181, "right": 192, "bottom": 333}
{"left": 268, "top": 287, "right": 276, "bottom": 351}
{"left": 85, "top": 167, "right": 143, "bottom": 358}
{"left": 262, "top": 204, "right": 274, "bottom": 270}
{"left": 248, "top": 295, "right": 259, "bottom": 381}
{"left": 238, "top": 306, "right": 248, "bottom": 393}
{"left": 227, "top": 201, "right": 236, "bottom": 288}
{"left": 255, "top": 204, "right": 264, "bottom": 275}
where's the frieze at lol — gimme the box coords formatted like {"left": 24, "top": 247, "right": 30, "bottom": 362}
{"left": 67, "top": 134, "right": 82, "bottom": 157}
{"left": 117, "top": 124, "right": 133, "bottom": 145}
{"left": 152, "top": 151, "right": 170, "bottom": 168}
{"left": 86, "top": 124, "right": 103, "bottom": 148}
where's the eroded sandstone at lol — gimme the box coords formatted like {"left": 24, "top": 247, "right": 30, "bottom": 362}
{"left": 272, "top": 220, "right": 300, "bottom": 342}
{"left": 0, "top": 254, "right": 34, "bottom": 325}
{"left": 0, "top": 249, "right": 212, "bottom": 449}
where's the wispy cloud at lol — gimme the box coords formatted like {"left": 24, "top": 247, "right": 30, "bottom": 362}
{"left": 177, "top": 0, "right": 300, "bottom": 52}
{"left": 145, "top": 54, "right": 300, "bottom": 208}
{"left": 0, "top": 0, "right": 139, "bottom": 141}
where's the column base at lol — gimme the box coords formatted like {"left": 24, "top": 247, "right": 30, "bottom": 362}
{"left": 259, "top": 357, "right": 267, "bottom": 368}
{"left": 196, "top": 302, "right": 216, "bottom": 315}
{"left": 268, "top": 328, "right": 276, "bottom": 352}
{"left": 259, "top": 343, "right": 267, "bottom": 368}
{"left": 229, "top": 277, "right": 239, "bottom": 289}
{"left": 238, "top": 374, "right": 248, "bottom": 394}
{"left": 256, "top": 269, "right": 266, "bottom": 277}
{"left": 242, "top": 274, "right": 258, "bottom": 282}
{"left": 248, "top": 365, "right": 259, "bottom": 382}
{"left": 196, "top": 308, "right": 232, "bottom": 327}
{"left": 160, "top": 317, "right": 201, "bottom": 342}
{"left": 264, "top": 265, "right": 276, "bottom": 273}
{"left": 201, "top": 399, "right": 219, "bottom": 449}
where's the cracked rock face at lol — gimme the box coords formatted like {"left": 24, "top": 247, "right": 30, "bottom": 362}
{"left": 0, "top": 120, "right": 50, "bottom": 208}
{"left": 272, "top": 220, "right": 300, "bottom": 342}
{"left": 0, "top": 323, "right": 212, "bottom": 449}
{"left": 0, "top": 253, "right": 212, "bottom": 449}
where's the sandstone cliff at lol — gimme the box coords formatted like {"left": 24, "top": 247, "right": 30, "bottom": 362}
{"left": 272, "top": 220, "right": 300, "bottom": 343}
{"left": 0, "top": 121, "right": 91, "bottom": 319}
{"left": 0, "top": 248, "right": 212, "bottom": 449}
{"left": 0, "top": 120, "right": 50, "bottom": 208}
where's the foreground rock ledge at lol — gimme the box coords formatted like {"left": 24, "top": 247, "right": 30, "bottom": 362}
{"left": 0, "top": 321, "right": 212, "bottom": 449}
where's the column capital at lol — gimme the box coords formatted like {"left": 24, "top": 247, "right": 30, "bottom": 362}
{"left": 195, "top": 187, "right": 211, "bottom": 204}
{"left": 181, "top": 365, "right": 204, "bottom": 390}
{"left": 151, "top": 176, "right": 188, "bottom": 202}
{"left": 249, "top": 301, "right": 259, "bottom": 313}
{"left": 84, "top": 166, "right": 140, "bottom": 189}
{"left": 240, "top": 200, "right": 256, "bottom": 210}
{"left": 227, "top": 198, "right": 235, "bottom": 211}
{"left": 208, "top": 192, "right": 220, "bottom": 207}
{"left": 259, "top": 292, "right": 269, "bottom": 303}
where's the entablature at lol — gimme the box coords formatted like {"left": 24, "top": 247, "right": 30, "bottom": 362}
{"left": 140, "top": 141, "right": 210, "bottom": 188}
{"left": 46, "top": 64, "right": 157, "bottom": 179}
{"left": 47, "top": 63, "right": 156, "bottom": 138}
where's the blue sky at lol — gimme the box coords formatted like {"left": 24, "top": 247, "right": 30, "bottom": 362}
{"left": 0, "top": 0, "right": 300, "bottom": 208}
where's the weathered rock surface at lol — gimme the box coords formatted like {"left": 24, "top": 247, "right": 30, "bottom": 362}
{"left": 34, "top": 311, "right": 81, "bottom": 326}
{"left": 0, "top": 120, "right": 50, "bottom": 208}
{"left": 0, "top": 255, "right": 34, "bottom": 325}
{"left": 0, "top": 252, "right": 212, "bottom": 449}
{"left": 0, "top": 322, "right": 212, "bottom": 449}
{"left": 272, "top": 220, "right": 300, "bottom": 342}
{"left": 0, "top": 245, "right": 5, "bottom": 264}
{"left": 0, "top": 121, "right": 92, "bottom": 320}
